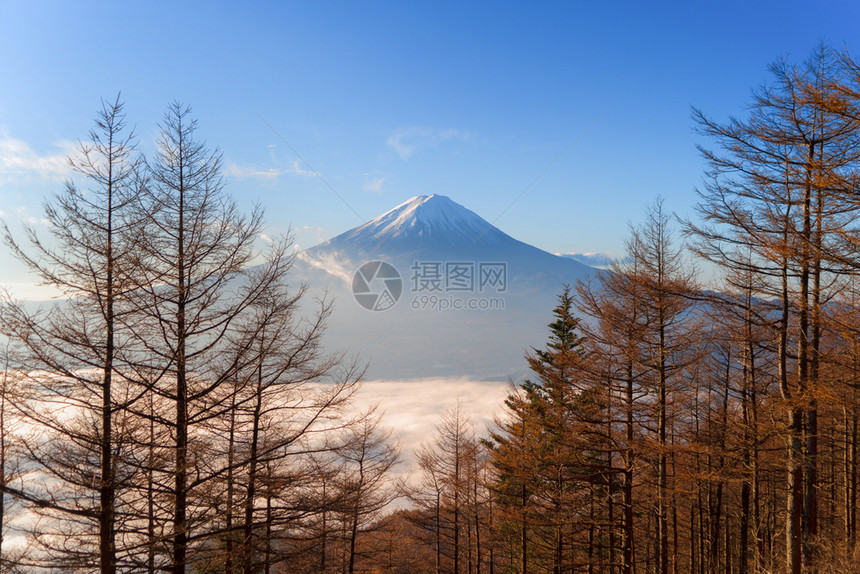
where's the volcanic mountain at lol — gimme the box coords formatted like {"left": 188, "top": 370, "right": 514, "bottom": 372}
{"left": 320, "top": 194, "right": 519, "bottom": 253}
{"left": 294, "top": 195, "right": 598, "bottom": 380}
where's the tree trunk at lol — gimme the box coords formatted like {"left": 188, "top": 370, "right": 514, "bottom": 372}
{"left": 348, "top": 508, "right": 359, "bottom": 574}
{"left": 147, "top": 394, "right": 156, "bottom": 574}
{"left": 658, "top": 306, "right": 668, "bottom": 574}
{"left": 624, "top": 359, "right": 635, "bottom": 574}
{"left": 475, "top": 475, "right": 482, "bottom": 574}
{"left": 436, "top": 491, "right": 441, "bottom": 574}
{"left": 521, "top": 483, "right": 528, "bottom": 574}
{"left": 0, "top": 361, "right": 6, "bottom": 571}
{"left": 243, "top": 371, "right": 263, "bottom": 574}
{"left": 99, "top": 130, "right": 117, "bottom": 574}
{"left": 173, "top": 169, "right": 188, "bottom": 574}
{"left": 226, "top": 391, "right": 237, "bottom": 574}
{"left": 787, "top": 408, "right": 804, "bottom": 574}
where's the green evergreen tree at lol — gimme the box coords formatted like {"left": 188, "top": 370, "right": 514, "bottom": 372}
{"left": 489, "top": 286, "right": 603, "bottom": 573}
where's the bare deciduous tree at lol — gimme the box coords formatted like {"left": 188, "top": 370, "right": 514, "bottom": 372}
{"left": 1, "top": 96, "right": 143, "bottom": 573}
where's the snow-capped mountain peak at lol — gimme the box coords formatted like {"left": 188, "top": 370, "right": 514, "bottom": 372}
{"left": 331, "top": 194, "right": 511, "bottom": 250}
{"left": 370, "top": 194, "right": 482, "bottom": 233}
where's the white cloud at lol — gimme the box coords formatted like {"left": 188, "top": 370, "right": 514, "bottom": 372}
{"left": 224, "top": 163, "right": 283, "bottom": 179}
{"left": 386, "top": 127, "right": 471, "bottom": 160}
{"left": 297, "top": 225, "right": 326, "bottom": 235}
{"left": 353, "top": 378, "right": 511, "bottom": 474}
{"left": 363, "top": 176, "right": 385, "bottom": 194}
{"left": 2, "top": 205, "right": 52, "bottom": 229}
{"left": 295, "top": 225, "right": 327, "bottom": 246}
{"left": 556, "top": 251, "right": 620, "bottom": 267}
{"left": 225, "top": 160, "right": 318, "bottom": 180}
{"left": 296, "top": 250, "right": 354, "bottom": 285}
{"left": 0, "top": 134, "right": 75, "bottom": 179}
{"left": 13, "top": 206, "right": 50, "bottom": 227}
{"left": 288, "top": 160, "right": 317, "bottom": 177}
{"left": 1, "top": 282, "right": 66, "bottom": 301}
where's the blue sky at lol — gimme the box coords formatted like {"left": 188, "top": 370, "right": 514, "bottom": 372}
{"left": 2, "top": 1, "right": 860, "bottom": 297}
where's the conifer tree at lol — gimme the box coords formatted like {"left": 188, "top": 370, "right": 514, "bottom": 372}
{"left": 490, "top": 287, "right": 604, "bottom": 573}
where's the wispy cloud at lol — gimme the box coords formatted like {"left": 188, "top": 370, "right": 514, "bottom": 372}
{"left": 386, "top": 127, "right": 471, "bottom": 160}
{"left": 0, "top": 134, "right": 75, "bottom": 179}
{"left": 287, "top": 226, "right": 329, "bottom": 252}
{"left": 225, "top": 160, "right": 318, "bottom": 180}
{"left": 225, "top": 163, "right": 283, "bottom": 179}
{"left": 297, "top": 225, "right": 326, "bottom": 239}
{"left": 12, "top": 206, "right": 50, "bottom": 227}
{"left": 363, "top": 176, "right": 385, "bottom": 194}
{"left": 296, "top": 251, "right": 354, "bottom": 285}
{"left": 288, "top": 160, "right": 318, "bottom": 177}
{"left": 0, "top": 282, "right": 65, "bottom": 301}
{"left": 556, "top": 251, "right": 621, "bottom": 267}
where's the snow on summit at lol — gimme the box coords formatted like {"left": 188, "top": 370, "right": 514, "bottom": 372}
{"left": 333, "top": 194, "right": 512, "bottom": 250}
